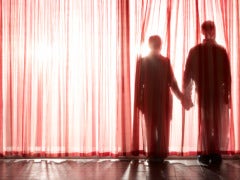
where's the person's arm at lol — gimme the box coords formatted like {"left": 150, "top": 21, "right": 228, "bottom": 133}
{"left": 135, "top": 58, "right": 144, "bottom": 111}
{"left": 224, "top": 50, "right": 231, "bottom": 105}
{"left": 182, "top": 50, "right": 195, "bottom": 110}
{"left": 169, "top": 63, "right": 193, "bottom": 110}
{"left": 168, "top": 61, "right": 183, "bottom": 100}
{"left": 183, "top": 49, "right": 194, "bottom": 93}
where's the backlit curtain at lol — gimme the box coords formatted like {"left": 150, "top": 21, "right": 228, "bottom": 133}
{"left": 130, "top": 0, "right": 240, "bottom": 155}
{"left": 1, "top": 0, "right": 240, "bottom": 157}
{"left": 0, "top": 0, "right": 131, "bottom": 157}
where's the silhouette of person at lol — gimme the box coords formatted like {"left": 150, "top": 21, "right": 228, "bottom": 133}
{"left": 134, "top": 35, "right": 185, "bottom": 162}
{"left": 183, "top": 21, "right": 231, "bottom": 164}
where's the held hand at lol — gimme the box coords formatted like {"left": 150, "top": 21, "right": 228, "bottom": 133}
{"left": 181, "top": 95, "right": 194, "bottom": 110}
{"left": 181, "top": 81, "right": 194, "bottom": 110}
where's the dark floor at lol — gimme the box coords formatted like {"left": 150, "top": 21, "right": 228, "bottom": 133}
{"left": 0, "top": 157, "right": 240, "bottom": 180}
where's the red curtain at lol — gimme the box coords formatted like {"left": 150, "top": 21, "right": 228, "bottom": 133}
{"left": 0, "top": 0, "right": 132, "bottom": 157}
{"left": 130, "top": 0, "right": 240, "bottom": 155}
{"left": 0, "top": 0, "right": 240, "bottom": 157}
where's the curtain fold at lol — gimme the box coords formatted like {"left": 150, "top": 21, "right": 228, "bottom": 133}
{"left": 0, "top": 0, "right": 240, "bottom": 157}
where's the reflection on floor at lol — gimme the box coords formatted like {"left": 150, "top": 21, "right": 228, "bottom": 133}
{"left": 0, "top": 157, "right": 240, "bottom": 179}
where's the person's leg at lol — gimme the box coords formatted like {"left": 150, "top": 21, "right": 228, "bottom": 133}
{"left": 209, "top": 112, "right": 222, "bottom": 164}
{"left": 197, "top": 107, "right": 211, "bottom": 164}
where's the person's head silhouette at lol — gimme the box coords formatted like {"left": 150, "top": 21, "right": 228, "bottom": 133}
{"left": 148, "top": 35, "right": 162, "bottom": 53}
{"left": 201, "top": 21, "right": 216, "bottom": 40}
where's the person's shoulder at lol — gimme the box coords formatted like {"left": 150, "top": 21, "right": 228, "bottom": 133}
{"left": 139, "top": 55, "right": 153, "bottom": 67}
{"left": 187, "top": 44, "right": 202, "bottom": 57}
{"left": 201, "top": 41, "right": 227, "bottom": 52}
{"left": 187, "top": 44, "right": 201, "bottom": 55}
{"left": 140, "top": 56, "right": 151, "bottom": 64}
{"left": 215, "top": 44, "right": 227, "bottom": 52}
{"left": 144, "top": 53, "right": 170, "bottom": 62}
{"left": 155, "top": 54, "right": 170, "bottom": 66}
{"left": 138, "top": 55, "right": 151, "bottom": 63}
{"left": 158, "top": 54, "right": 169, "bottom": 61}
{"left": 190, "top": 44, "right": 202, "bottom": 51}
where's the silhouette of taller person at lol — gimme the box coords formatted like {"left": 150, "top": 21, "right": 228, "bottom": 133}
{"left": 136, "top": 35, "right": 183, "bottom": 162}
{"left": 183, "top": 21, "right": 231, "bottom": 164}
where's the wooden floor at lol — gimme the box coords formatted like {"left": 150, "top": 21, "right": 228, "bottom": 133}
{"left": 0, "top": 157, "right": 240, "bottom": 179}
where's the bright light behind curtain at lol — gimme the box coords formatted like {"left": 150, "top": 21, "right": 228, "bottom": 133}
{"left": 0, "top": 0, "right": 131, "bottom": 157}
{"left": 1, "top": 0, "right": 240, "bottom": 157}
{"left": 130, "top": 0, "right": 240, "bottom": 155}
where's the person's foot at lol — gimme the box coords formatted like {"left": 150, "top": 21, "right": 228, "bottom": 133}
{"left": 209, "top": 153, "right": 222, "bottom": 164}
{"left": 144, "top": 157, "right": 164, "bottom": 165}
{"left": 197, "top": 155, "right": 210, "bottom": 165}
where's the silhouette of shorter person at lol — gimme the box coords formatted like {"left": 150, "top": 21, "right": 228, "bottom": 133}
{"left": 183, "top": 21, "right": 231, "bottom": 164}
{"left": 135, "top": 35, "right": 186, "bottom": 162}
